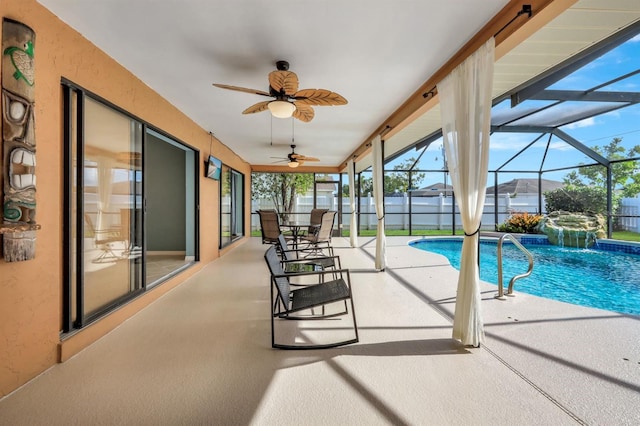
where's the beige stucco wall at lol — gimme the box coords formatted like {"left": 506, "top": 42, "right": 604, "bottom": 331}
{"left": 0, "top": 0, "right": 251, "bottom": 397}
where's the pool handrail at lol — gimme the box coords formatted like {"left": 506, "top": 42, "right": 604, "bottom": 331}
{"left": 495, "top": 234, "right": 534, "bottom": 299}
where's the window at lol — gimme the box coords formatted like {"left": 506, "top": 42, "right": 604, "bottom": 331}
{"left": 220, "top": 164, "right": 244, "bottom": 248}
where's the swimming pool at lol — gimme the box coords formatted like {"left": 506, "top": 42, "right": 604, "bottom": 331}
{"left": 409, "top": 238, "right": 640, "bottom": 316}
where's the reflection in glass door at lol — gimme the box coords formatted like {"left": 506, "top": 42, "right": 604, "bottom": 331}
{"left": 80, "top": 97, "right": 143, "bottom": 320}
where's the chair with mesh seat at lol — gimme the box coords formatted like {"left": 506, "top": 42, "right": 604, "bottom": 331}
{"left": 305, "top": 208, "right": 328, "bottom": 237}
{"left": 299, "top": 210, "right": 336, "bottom": 256}
{"left": 257, "top": 209, "right": 281, "bottom": 245}
{"left": 276, "top": 233, "right": 340, "bottom": 274}
{"left": 264, "top": 245, "right": 358, "bottom": 349}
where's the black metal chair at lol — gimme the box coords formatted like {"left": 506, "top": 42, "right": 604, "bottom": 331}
{"left": 276, "top": 233, "right": 339, "bottom": 274}
{"left": 264, "top": 246, "right": 358, "bottom": 350}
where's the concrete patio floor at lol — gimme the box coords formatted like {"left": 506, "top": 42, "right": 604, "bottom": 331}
{"left": 0, "top": 236, "right": 638, "bottom": 425}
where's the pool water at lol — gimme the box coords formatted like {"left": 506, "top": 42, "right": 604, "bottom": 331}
{"left": 410, "top": 238, "right": 640, "bottom": 316}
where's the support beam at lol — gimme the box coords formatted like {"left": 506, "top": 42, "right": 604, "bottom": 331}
{"left": 552, "top": 129, "right": 610, "bottom": 166}
{"left": 251, "top": 164, "right": 340, "bottom": 174}
{"left": 529, "top": 90, "right": 640, "bottom": 103}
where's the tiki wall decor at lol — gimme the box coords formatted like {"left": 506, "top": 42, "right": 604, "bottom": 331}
{"left": 1, "top": 18, "right": 40, "bottom": 262}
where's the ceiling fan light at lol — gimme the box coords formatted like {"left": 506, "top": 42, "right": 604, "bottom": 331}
{"left": 268, "top": 100, "right": 296, "bottom": 118}
{"left": 288, "top": 159, "right": 300, "bottom": 168}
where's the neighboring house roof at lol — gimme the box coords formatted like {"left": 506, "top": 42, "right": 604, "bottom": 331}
{"left": 315, "top": 182, "right": 337, "bottom": 192}
{"left": 411, "top": 183, "right": 454, "bottom": 197}
{"left": 409, "top": 178, "right": 564, "bottom": 197}
{"left": 486, "top": 178, "right": 564, "bottom": 195}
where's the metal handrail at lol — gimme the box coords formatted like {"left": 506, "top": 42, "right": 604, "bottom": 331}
{"left": 495, "top": 234, "right": 534, "bottom": 299}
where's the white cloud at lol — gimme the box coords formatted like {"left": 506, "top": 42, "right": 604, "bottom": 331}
{"left": 602, "top": 110, "right": 621, "bottom": 119}
{"left": 630, "top": 34, "right": 640, "bottom": 43}
{"left": 489, "top": 133, "right": 533, "bottom": 151}
{"left": 564, "top": 117, "right": 596, "bottom": 129}
{"left": 548, "top": 141, "right": 573, "bottom": 151}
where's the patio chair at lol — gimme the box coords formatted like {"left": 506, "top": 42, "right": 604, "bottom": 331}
{"left": 276, "top": 233, "right": 340, "bottom": 275}
{"left": 264, "top": 246, "right": 358, "bottom": 349}
{"left": 299, "top": 210, "right": 336, "bottom": 256}
{"left": 306, "top": 208, "right": 328, "bottom": 236}
{"left": 257, "top": 209, "right": 282, "bottom": 245}
{"left": 84, "top": 213, "right": 126, "bottom": 263}
{"left": 276, "top": 233, "right": 346, "bottom": 317}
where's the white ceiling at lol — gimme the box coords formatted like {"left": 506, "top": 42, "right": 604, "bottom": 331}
{"left": 37, "top": 0, "right": 640, "bottom": 172}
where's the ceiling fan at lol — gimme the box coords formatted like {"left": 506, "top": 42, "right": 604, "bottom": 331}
{"left": 213, "top": 60, "right": 347, "bottom": 122}
{"left": 271, "top": 145, "right": 320, "bottom": 168}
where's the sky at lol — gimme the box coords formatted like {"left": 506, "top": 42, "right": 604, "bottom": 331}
{"left": 391, "top": 33, "right": 640, "bottom": 189}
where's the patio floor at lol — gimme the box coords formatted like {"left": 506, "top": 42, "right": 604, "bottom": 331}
{"left": 0, "top": 236, "right": 638, "bottom": 425}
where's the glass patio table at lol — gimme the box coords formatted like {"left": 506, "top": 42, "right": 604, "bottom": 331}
{"left": 280, "top": 220, "right": 319, "bottom": 249}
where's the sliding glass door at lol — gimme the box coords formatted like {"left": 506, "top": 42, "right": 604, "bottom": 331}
{"left": 74, "top": 96, "right": 143, "bottom": 322}
{"left": 63, "top": 82, "right": 199, "bottom": 332}
{"left": 145, "top": 130, "right": 197, "bottom": 286}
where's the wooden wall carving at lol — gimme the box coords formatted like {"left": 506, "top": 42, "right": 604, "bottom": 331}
{"left": 1, "top": 18, "right": 40, "bottom": 262}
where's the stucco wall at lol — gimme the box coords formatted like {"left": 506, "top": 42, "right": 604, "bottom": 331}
{"left": 0, "top": 0, "right": 251, "bottom": 397}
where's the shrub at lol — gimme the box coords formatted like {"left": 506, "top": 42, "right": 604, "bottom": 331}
{"left": 497, "top": 212, "right": 543, "bottom": 234}
{"left": 544, "top": 186, "right": 609, "bottom": 215}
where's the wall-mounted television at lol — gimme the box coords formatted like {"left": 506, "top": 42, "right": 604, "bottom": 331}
{"left": 205, "top": 155, "right": 222, "bottom": 180}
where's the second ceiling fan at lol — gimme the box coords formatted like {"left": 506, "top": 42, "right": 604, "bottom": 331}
{"left": 213, "top": 60, "right": 347, "bottom": 122}
{"left": 271, "top": 145, "right": 319, "bottom": 168}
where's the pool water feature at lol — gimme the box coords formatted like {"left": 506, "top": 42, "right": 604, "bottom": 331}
{"left": 409, "top": 238, "right": 640, "bottom": 316}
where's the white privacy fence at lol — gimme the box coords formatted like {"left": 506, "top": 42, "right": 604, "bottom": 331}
{"left": 251, "top": 192, "right": 545, "bottom": 232}
{"left": 619, "top": 196, "right": 640, "bottom": 232}
{"left": 250, "top": 193, "right": 640, "bottom": 233}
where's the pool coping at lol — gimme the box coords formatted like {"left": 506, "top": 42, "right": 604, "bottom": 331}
{"left": 409, "top": 233, "right": 640, "bottom": 255}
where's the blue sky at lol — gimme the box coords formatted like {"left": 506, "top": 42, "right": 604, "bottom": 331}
{"left": 394, "top": 33, "right": 640, "bottom": 189}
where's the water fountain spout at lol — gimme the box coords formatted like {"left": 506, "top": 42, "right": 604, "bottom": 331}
{"left": 538, "top": 211, "right": 606, "bottom": 248}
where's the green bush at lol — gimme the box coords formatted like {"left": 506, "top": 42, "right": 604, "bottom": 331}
{"left": 497, "top": 212, "right": 543, "bottom": 234}
{"left": 544, "top": 186, "right": 608, "bottom": 215}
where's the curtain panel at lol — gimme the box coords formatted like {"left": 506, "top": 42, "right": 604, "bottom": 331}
{"left": 372, "top": 135, "right": 386, "bottom": 270}
{"left": 347, "top": 159, "right": 358, "bottom": 248}
{"left": 96, "top": 157, "right": 115, "bottom": 231}
{"left": 437, "top": 37, "right": 495, "bottom": 347}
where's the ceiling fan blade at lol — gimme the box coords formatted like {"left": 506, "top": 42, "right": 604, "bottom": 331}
{"left": 292, "top": 104, "right": 314, "bottom": 122}
{"left": 290, "top": 153, "right": 320, "bottom": 161}
{"left": 242, "top": 101, "right": 271, "bottom": 115}
{"left": 268, "top": 70, "right": 299, "bottom": 95}
{"left": 212, "top": 83, "right": 271, "bottom": 97}
{"left": 294, "top": 88, "right": 348, "bottom": 106}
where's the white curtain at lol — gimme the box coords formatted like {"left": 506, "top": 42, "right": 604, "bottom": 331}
{"left": 437, "top": 37, "right": 495, "bottom": 347}
{"left": 347, "top": 159, "right": 358, "bottom": 248}
{"left": 96, "top": 157, "right": 115, "bottom": 231}
{"left": 372, "top": 135, "right": 386, "bottom": 270}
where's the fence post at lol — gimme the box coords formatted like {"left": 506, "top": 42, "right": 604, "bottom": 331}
{"left": 438, "top": 193, "right": 444, "bottom": 230}
{"left": 403, "top": 192, "right": 408, "bottom": 230}
{"left": 368, "top": 193, "right": 373, "bottom": 230}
